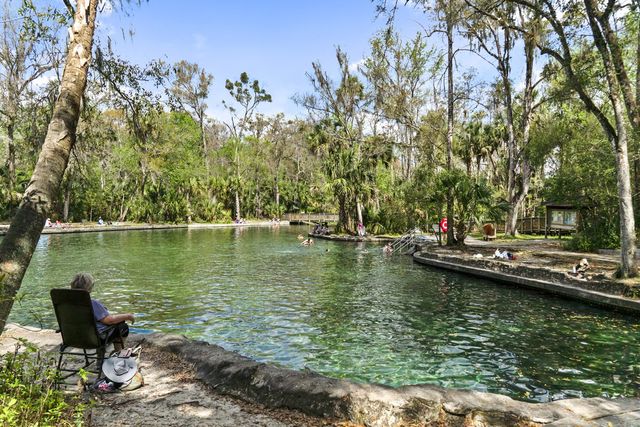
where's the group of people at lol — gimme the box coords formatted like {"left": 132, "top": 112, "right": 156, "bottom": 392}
{"left": 45, "top": 218, "right": 66, "bottom": 228}
{"left": 311, "top": 222, "right": 330, "bottom": 235}
{"left": 97, "top": 217, "right": 116, "bottom": 226}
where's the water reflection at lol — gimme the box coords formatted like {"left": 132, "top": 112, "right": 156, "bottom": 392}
{"left": 8, "top": 226, "right": 640, "bottom": 402}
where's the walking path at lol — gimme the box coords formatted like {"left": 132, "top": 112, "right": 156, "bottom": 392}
{"left": 3, "top": 324, "right": 640, "bottom": 426}
{"left": 0, "top": 324, "right": 336, "bottom": 427}
{"left": 0, "top": 221, "right": 286, "bottom": 236}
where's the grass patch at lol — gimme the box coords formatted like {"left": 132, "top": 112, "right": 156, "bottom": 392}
{"left": 0, "top": 340, "right": 88, "bottom": 426}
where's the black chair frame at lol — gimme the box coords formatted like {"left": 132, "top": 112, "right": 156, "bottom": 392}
{"left": 50, "top": 289, "right": 123, "bottom": 383}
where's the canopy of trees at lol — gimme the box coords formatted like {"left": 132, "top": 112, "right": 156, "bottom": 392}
{"left": 1, "top": 0, "right": 639, "bottom": 275}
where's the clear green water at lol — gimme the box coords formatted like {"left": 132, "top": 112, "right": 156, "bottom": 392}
{"left": 7, "top": 226, "right": 640, "bottom": 402}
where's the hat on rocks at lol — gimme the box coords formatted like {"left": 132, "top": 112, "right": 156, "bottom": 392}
{"left": 102, "top": 355, "right": 138, "bottom": 383}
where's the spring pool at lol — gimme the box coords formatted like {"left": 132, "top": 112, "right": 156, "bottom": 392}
{"left": 8, "top": 226, "right": 640, "bottom": 402}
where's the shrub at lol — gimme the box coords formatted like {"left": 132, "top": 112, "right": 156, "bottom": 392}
{"left": 0, "top": 340, "right": 87, "bottom": 426}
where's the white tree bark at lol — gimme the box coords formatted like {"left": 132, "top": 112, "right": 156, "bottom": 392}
{"left": 0, "top": 0, "right": 99, "bottom": 329}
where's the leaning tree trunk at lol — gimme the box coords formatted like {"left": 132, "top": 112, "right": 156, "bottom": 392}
{"left": 0, "top": 0, "right": 98, "bottom": 330}
{"left": 445, "top": 14, "right": 456, "bottom": 245}
{"left": 507, "top": 32, "right": 535, "bottom": 237}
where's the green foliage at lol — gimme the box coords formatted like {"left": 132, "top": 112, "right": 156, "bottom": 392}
{"left": 223, "top": 72, "right": 272, "bottom": 119}
{"left": 541, "top": 107, "right": 620, "bottom": 250}
{"left": 0, "top": 341, "right": 87, "bottom": 426}
{"left": 2, "top": 3, "right": 637, "bottom": 257}
{"left": 433, "top": 169, "right": 502, "bottom": 242}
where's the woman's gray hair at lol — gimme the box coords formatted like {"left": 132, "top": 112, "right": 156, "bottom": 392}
{"left": 70, "top": 273, "right": 95, "bottom": 292}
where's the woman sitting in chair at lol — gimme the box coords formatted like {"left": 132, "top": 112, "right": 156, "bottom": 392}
{"left": 70, "top": 273, "right": 135, "bottom": 350}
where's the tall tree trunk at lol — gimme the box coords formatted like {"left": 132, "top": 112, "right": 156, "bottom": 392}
{"left": 235, "top": 189, "right": 241, "bottom": 221}
{"left": 6, "top": 123, "right": 16, "bottom": 194}
{"left": 63, "top": 186, "right": 70, "bottom": 221}
{"left": 583, "top": 0, "right": 637, "bottom": 276}
{"left": 445, "top": 13, "right": 456, "bottom": 245}
{"left": 0, "top": 0, "right": 98, "bottom": 330}
{"left": 636, "top": 2, "right": 640, "bottom": 216}
{"left": 274, "top": 178, "right": 280, "bottom": 216}
{"left": 200, "top": 112, "right": 209, "bottom": 176}
{"left": 509, "top": 35, "right": 536, "bottom": 236}
{"left": 499, "top": 28, "right": 520, "bottom": 237}
{"left": 337, "top": 194, "right": 348, "bottom": 233}
{"left": 356, "top": 198, "right": 363, "bottom": 227}
{"left": 614, "top": 126, "right": 637, "bottom": 276}
{"left": 234, "top": 142, "right": 241, "bottom": 221}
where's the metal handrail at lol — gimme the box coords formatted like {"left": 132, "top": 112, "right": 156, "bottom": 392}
{"left": 389, "top": 229, "right": 425, "bottom": 255}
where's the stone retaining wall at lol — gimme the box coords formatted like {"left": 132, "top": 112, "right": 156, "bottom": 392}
{"left": 0, "top": 222, "right": 286, "bottom": 236}
{"left": 414, "top": 250, "right": 640, "bottom": 313}
{"left": 309, "top": 233, "right": 394, "bottom": 243}
{"left": 143, "top": 333, "right": 640, "bottom": 426}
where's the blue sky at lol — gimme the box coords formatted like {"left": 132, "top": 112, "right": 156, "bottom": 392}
{"left": 98, "top": 1, "right": 429, "bottom": 120}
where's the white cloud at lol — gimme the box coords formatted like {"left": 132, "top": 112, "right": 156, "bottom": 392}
{"left": 348, "top": 58, "right": 365, "bottom": 73}
{"left": 31, "top": 73, "right": 57, "bottom": 88}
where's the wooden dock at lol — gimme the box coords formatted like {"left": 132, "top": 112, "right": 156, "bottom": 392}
{"left": 283, "top": 213, "right": 339, "bottom": 225}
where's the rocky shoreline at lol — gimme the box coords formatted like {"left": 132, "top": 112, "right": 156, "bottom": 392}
{"left": 2, "top": 325, "right": 639, "bottom": 426}
{"left": 308, "top": 233, "right": 395, "bottom": 243}
{"left": 144, "top": 333, "right": 640, "bottom": 426}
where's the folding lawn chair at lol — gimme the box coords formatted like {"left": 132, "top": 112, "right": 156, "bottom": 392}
{"left": 50, "top": 289, "right": 123, "bottom": 382}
